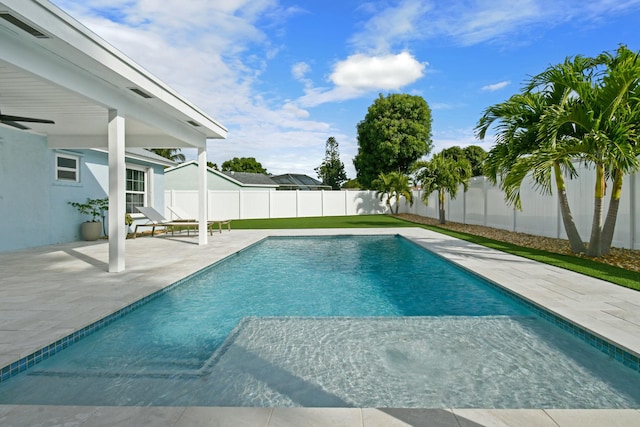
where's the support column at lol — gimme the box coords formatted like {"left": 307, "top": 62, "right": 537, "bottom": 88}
{"left": 108, "top": 110, "right": 126, "bottom": 272}
{"left": 198, "top": 146, "right": 208, "bottom": 245}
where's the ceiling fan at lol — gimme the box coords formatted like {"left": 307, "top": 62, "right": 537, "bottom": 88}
{"left": 0, "top": 109, "right": 55, "bottom": 130}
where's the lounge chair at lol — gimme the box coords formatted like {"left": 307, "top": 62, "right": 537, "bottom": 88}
{"left": 133, "top": 206, "right": 209, "bottom": 238}
{"left": 168, "top": 206, "right": 232, "bottom": 233}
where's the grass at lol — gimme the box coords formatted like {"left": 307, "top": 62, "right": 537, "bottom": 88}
{"left": 233, "top": 215, "right": 640, "bottom": 291}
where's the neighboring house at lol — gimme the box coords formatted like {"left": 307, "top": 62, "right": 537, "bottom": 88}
{"left": 0, "top": 0, "right": 226, "bottom": 271}
{"left": 165, "top": 161, "right": 278, "bottom": 191}
{"left": 270, "top": 174, "right": 332, "bottom": 191}
{"left": 220, "top": 171, "right": 279, "bottom": 189}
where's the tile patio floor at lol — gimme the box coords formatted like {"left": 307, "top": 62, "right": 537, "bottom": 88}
{"left": 0, "top": 227, "right": 639, "bottom": 426}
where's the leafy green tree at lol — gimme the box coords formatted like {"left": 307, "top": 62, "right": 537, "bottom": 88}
{"left": 315, "top": 137, "right": 348, "bottom": 190}
{"left": 221, "top": 157, "right": 268, "bottom": 174}
{"left": 354, "top": 93, "right": 433, "bottom": 188}
{"left": 207, "top": 161, "right": 219, "bottom": 170}
{"left": 148, "top": 148, "right": 185, "bottom": 163}
{"left": 440, "top": 146, "right": 465, "bottom": 161}
{"left": 441, "top": 145, "right": 488, "bottom": 177}
{"left": 341, "top": 179, "right": 362, "bottom": 189}
{"left": 413, "top": 152, "right": 472, "bottom": 224}
{"left": 463, "top": 145, "right": 488, "bottom": 176}
{"left": 372, "top": 171, "right": 413, "bottom": 214}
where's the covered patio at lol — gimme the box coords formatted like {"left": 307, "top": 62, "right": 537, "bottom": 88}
{"left": 0, "top": 0, "right": 226, "bottom": 272}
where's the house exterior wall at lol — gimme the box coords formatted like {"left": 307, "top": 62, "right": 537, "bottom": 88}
{"left": 164, "top": 163, "right": 274, "bottom": 191}
{"left": 164, "top": 164, "right": 214, "bottom": 190}
{"left": 0, "top": 127, "right": 166, "bottom": 252}
{"left": 1, "top": 128, "right": 52, "bottom": 250}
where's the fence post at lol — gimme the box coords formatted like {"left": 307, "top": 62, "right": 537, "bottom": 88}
{"left": 344, "top": 190, "right": 348, "bottom": 215}
{"left": 483, "top": 177, "right": 488, "bottom": 227}
{"left": 170, "top": 190, "right": 175, "bottom": 219}
{"left": 321, "top": 190, "right": 325, "bottom": 217}
{"left": 463, "top": 185, "right": 467, "bottom": 224}
{"left": 296, "top": 190, "right": 300, "bottom": 218}
{"left": 631, "top": 172, "right": 637, "bottom": 249}
{"left": 238, "top": 190, "right": 242, "bottom": 219}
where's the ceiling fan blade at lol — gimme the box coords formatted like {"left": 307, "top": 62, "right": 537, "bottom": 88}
{"left": 0, "top": 119, "right": 30, "bottom": 130}
{"left": 0, "top": 114, "right": 55, "bottom": 124}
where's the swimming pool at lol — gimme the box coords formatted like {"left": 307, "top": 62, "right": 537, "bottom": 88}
{"left": 0, "top": 235, "right": 639, "bottom": 407}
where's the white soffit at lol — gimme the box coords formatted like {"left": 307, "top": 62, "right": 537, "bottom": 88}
{"left": 0, "top": 0, "right": 227, "bottom": 147}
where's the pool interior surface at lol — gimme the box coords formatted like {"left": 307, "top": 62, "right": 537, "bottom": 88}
{"left": 1, "top": 235, "right": 639, "bottom": 408}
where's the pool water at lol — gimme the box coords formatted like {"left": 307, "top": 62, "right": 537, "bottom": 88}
{"left": 1, "top": 235, "right": 639, "bottom": 408}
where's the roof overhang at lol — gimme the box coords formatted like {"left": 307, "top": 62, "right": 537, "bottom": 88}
{"left": 0, "top": 0, "right": 227, "bottom": 149}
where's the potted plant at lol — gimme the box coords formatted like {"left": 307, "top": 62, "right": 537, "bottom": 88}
{"left": 69, "top": 198, "right": 109, "bottom": 241}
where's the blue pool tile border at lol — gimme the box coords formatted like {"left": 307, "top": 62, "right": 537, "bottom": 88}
{"left": 1, "top": 235, "right": 639, "bottom": 384}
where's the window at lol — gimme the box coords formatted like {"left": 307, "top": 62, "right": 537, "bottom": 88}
{"left": 126, "top": 167, "right": 147, "bottom": 214}
{"left": 55, "top": 153, "right": 79, "bottom": 182}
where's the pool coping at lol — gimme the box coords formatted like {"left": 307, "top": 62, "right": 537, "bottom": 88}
{"left": 1, "top": 227, "right": 640, "bottom": 425}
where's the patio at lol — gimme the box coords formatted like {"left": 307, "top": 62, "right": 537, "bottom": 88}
{"left": 1, "top": 228, "right": 640, "bottom": 426}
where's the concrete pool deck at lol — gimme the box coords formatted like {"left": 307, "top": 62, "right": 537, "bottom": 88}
{"left": 0, "top": 227, "right": 639, "bottom": 426}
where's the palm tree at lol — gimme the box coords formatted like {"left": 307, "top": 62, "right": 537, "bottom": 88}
{"left": 476, "top": 86, "right": 587, "bottom": 254}
{"left": 535, "top": 45, "right": 640, "bottom": 256}
{"left": 148, "top": 148, "right": 186, "bottom": 163}
{"left": 372, "top": 171, "right": 413, "bottom": 214}
{"left": 413, "top": 153, "right": 472, "bottom": 224}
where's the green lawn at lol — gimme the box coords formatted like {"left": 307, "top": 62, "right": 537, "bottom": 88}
{"left": 233, "top": 215, "right": 640, "bottom": 291}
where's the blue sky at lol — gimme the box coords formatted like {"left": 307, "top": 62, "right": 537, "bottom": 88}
{"left": 51, "top": 0, "right": 640, "bottom": 179}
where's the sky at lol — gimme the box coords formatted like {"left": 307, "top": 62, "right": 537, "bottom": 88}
{"left": 51, "top": 0, "right": 640, "bottom": 179}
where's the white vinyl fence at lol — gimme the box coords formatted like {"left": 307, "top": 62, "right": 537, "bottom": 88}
{"left": 163, "top": 164, "right": 638, "bottom": 250}
{"left": 401, "top": 164, "right": 639, "bottom": 250}
{"left": 164, "top": 189, "right": 388, "bottom": 221}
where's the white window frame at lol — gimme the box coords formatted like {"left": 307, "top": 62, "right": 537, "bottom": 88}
{"left": 55, "top": 153, "right": 80, "bottom": 182}
{"left": 126, "top": 164, "right": 152, "bottom": 215}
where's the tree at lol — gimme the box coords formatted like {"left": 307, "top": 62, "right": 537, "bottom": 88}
{"left": 148, "top": 148, "right": 185, "bottom": 163}
{"left": 342, "top": 179, "right": 362, "bottom": 189}
{"left": 477, "top": 86, "right": 587, "bottom": 254}
{"left": 372, "top": 171, "right": 413, "bottom": 214}
{"left": 476, "top": 46, "right": 640, "bottom": 257}
{"left": 413, "top": 152, "right": 472, "bottom": 224}
{"left": 221, "top": 157, "right": 268, "bottom": 174}
{"left": 463, "top": 145, "right": 488, "bottom": 176}
{"left": 354, "top": 93, "right": 433, "bottom": 188}
{"left": 595, "top": 46, "right": 640, "bottom": 254}
{"left": 207, "top": 162, "right": 219, "bottom": 171}
{"left": 315, "top": 137, "right": 348, "bottom": 190}
{"left": 440, "top": 145, "right": 487, "bottom": 177}
{"left": 534, "top": 45, "right": 640, "bottom": 256}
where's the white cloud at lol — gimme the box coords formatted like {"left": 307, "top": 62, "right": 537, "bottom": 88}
{"left": 292, "top": 62, "right": 311, "bottom": 80}
{"left": 350, "top": 0, "right": 433, "bottom": 53}
{"left": 349, "top": 0, "right": 640, "bottom": 48}
{"left": 331, "top": 52, "right": 426, "bottom": 90}
{"left": 297, "top": 52, "right": 426, "bottom": 107}
{"left": 481, "top": 81, "right": 511, "bottom": 92}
